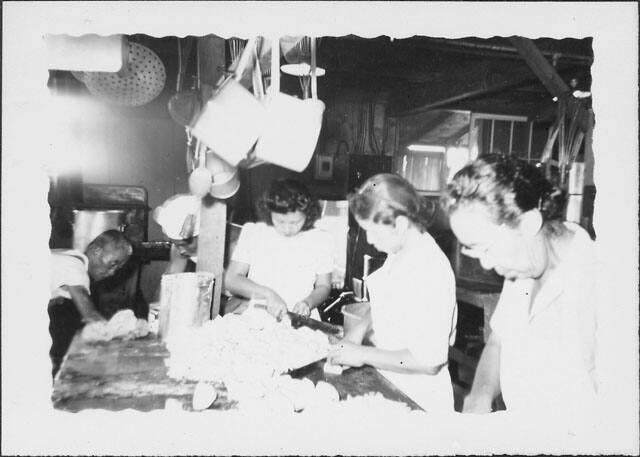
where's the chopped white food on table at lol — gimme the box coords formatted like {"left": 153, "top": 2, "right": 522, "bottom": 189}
{"left": 81, "top": 309, "right": 149, "bottom": 342}
{"left": 165, "top": 309, "right": 330, "bottom": 388}
{"left": 323, "top": 360, "right": 344, "bottom": 375}
{"left": 313, "top": 381, "right": 340, "bottom": 403}
{"left": 192, "top": 382, "right": 218, "bottom": 411}
{"left": 81, "top": 320, "right": 111, "bottom": 342}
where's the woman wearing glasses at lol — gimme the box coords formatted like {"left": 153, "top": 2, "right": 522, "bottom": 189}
{"left": 441, "top": 154, "right": 598, "bottom": 415}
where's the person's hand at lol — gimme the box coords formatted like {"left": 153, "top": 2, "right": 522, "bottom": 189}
{"left": 82, "top": 310, "right": 106, "bottom": 324}
{"left": 264, "top": 289, "right": 288, "bottom": 321}
{"left": 292, "top": 300, "right": 311, "bottom": 317}
{"left": 328, "top": 340, "right": 367, "bottom": 368}
{"left": 462, "top": 393, "right": 493, "bottom": 414}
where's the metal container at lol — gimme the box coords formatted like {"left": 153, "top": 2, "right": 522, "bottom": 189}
{"left": 158, "top": 272, "right": 215, "bottom": 340}
{"left": 72, "top": 209, "right": 127, "bottom": 251}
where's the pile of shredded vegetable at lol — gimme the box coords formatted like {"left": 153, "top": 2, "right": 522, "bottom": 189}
{"left": 165, "top": 308, "right": 330, "bottom": 385}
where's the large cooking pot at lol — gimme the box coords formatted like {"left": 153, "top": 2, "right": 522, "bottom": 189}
{"left": 72, "top": 209, "right": 127, "bottom": 251}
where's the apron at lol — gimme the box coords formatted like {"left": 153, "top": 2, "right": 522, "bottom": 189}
{"left": 366, "top": 258, "right": 455, "bottom": 413}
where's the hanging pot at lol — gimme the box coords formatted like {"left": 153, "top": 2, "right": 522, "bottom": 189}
{"left": 190, "top": 37, "right": 267, "bottom": 166}
{"left": 206, "top": 150, "right": 240, "bottom": 199}
{"left": 253, "top": 36, "right": 325, "bottom": 172}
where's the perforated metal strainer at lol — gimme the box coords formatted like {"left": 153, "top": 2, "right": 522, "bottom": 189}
{"left": 73, "top": 42, "right": 166, "bottom": 107}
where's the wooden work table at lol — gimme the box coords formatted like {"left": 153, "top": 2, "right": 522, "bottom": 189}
{"left": 51, "top": 315, "right": 421, "bottom": 412}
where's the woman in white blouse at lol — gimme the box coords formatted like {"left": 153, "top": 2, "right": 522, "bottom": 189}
{"left": 224, "top": 179, "right": 333, "bottom": 321}
{"left": 441, "top": 154, "right": 598, "bottom": 415}
{"left": 328, "top": 173, "right": 458, "bottom": 413}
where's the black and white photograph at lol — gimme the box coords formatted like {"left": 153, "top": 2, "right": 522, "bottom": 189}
{"left": 2, "top": 2, "right": 638, "bottom": 455}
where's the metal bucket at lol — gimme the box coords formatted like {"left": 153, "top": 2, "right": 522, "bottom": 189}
{"left": 191, "top": 78, "right": 266, "bottom": 166}
{"left": 72, "top": 209, "right": 127, "bottom": 251}
{"left": 254, "top": 93, "right": 325, "bottom": 172}
{"left": 158, "top": 272, "right": 215, "bottom": 340}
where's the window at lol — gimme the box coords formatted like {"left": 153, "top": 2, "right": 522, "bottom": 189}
{"left": 469, "top": 113, "right": 531, "bottom": 161}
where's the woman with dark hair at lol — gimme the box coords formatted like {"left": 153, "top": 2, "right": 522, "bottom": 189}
{"left": 441, "top": 154, "right": 598, "bottom": 415}
{"left": 328, "top": 173, "right": 458, "bottom": 413}
{"left": 224, "top": 179, "right": 333, "bottom": 320}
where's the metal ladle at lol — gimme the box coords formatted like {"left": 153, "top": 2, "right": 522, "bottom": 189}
{"left": 168, "top": 37, "right": 201, "bottom": 127}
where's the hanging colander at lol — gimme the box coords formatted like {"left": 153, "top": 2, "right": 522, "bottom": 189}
{"left": 73, "top": 42, "right": 166, "bottom": 107}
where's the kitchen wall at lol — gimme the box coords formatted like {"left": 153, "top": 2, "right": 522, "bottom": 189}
{"left": 54, "top": 86, "right": 191, "bottom": 302}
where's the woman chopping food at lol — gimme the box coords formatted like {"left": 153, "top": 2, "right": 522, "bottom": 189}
{"left": 328, "top": 174, "right": 458, "bottom": 413}
{"left": 441, "top": 154, "right": 599, "bottom": 415}
{"left": 224, "top": 179, "right": 334, "bottom": 320}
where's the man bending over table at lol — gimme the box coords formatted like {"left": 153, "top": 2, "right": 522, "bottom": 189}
{"left": 49, "top": 230, "right": 133, "bottom": 378}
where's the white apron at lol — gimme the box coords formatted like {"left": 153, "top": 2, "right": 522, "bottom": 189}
{"left": 365, "top": 235, "right": 456, "bottom": 413}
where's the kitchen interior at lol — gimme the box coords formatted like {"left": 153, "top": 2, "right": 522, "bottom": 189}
{"left": 46, "top": 34, "right": 595, "bottom": 413}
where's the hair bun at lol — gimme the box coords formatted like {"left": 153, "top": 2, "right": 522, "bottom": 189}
{"left": 538, "top": 187, "right": 567, "bottom": 221}
{"left": 416, "top": 198, "right": 438, "bottom": 228}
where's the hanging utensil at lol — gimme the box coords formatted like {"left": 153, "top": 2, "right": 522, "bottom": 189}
{"left": 236, "top": 42, "right": 268, "bottom": 170}
{"left": 188, "top": 139, "right": 213, "bottom": 198}
{"left": 168, "top": 37, "right": 202, "bottom": 127}
{"left": 185, "top": 127, "right": 197, "bottom": 174}
{"left": 73, "top": 41, "right": 166, "bottom": 107}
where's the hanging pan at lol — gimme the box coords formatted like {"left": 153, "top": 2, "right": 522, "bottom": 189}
{"left": 190, "top": 36, "right": 267, "bottom": 166}
{"left": 253, "top": 36, "right": 325, "bottom": 172}
{"left": 73, "top": 41, "right": 166, "bottom": 107}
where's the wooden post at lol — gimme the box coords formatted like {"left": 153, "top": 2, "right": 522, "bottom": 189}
{"left": 195, "top": 35, "right": 227, "bottom": 320}
{"left": 196, "top": 197, "right": 226, "bottom": 320}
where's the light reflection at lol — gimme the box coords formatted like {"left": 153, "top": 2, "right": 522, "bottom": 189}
{"left": 445, "top": 146, "right": 470, "bottom": 182}
{"left": 45, "top": 89, "right": 103, "bottom": 179}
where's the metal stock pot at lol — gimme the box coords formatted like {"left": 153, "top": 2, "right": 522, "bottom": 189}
{"left": 72, "top": 209, "right": 127, "bottom": 251}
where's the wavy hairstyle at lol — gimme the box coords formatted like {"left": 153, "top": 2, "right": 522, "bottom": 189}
{"left": 349, "top": 173, "right": 434, "bottom": 232}
{"left": 256, "top": 179, "right": 321, "bottom": 231}
{"left": 441, "top": 154, "right": 566, "bottom": 228}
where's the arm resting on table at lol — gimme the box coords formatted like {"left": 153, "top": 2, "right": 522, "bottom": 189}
{"left": 463, "top": 332, "right": 502, "bottom": 414}
{"left": 329, "top": 340, "right": 445, "bottom": 376}
{"left": 65, "top": 285, "right": 105, "bottom": 323}
{"left": 360, "top": 345, "right": 446, "bottom": 375}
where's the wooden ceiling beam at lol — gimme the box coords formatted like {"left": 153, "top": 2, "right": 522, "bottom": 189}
{"left": 509, "top": 36, "right": 590, "bottom": 133}
{"left": 419, "top": 37, "right": 593, "bottom": 66}
{"left": 391, "top": 72, "right": 542, "bottom": 117}
{"left": 389, "top": 60, "right": 584, "bottom": 117}
{"left": 508, "top": 36, "right": 571, "bottom": 98}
